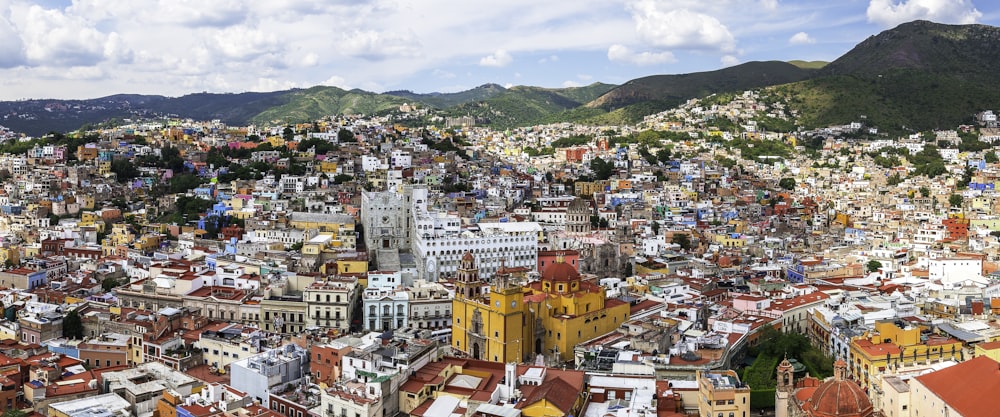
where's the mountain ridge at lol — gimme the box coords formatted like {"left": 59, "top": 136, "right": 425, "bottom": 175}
{"left": 2, "top": 20, "right": 1000, "bottom": 135}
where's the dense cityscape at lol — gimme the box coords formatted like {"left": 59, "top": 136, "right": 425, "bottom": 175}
{"left": 0, "top": 82, "right": 994, "bottom": 417}
{"left": 2, "top": 0, "right": 1000, "bottom": 413}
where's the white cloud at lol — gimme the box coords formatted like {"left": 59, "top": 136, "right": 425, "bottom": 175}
{"left": 253, "top": 77, "right": 301, "bottom": 92}
{"left": 720, "top": 55, "right": 740, "bottom": 67}
{"left": 627, "top": 1, "right": 736, "bottom": 52}
{"left": 479, "top": 49, "right": 513, "bottom": 67}
{"left": 212, "top": 26, "right": 281, "bottom": 61}
{"left": 760, "top": 0, "right": 779, "bottom": 10}
{"left": 539, "top": 55, "right": 559, "bottom": 64}
{"left": 607, "top": 44, "right": 676, "bottom": 66}
{"left": 321, "top": 75, "right": 350, "bottom": 89}
{"left": 789, "top": 31, "right": 816, "bottom": 45}
{"left": 339, "top": 29, "right": 422, "bottom": 61}
{"left": 0, "top": 14, "right": 25, "bottom": 68}
{"left": 301, "top": 52, "right": 319, "bottom": 67}
{"left": 19, "top": 5, "right": 120, "bottom": 66}
{"left": 562, "top": 80, "right": 582, "bottom": 88}
{"left": 150, "top": 0, "right": 250, "bottom": 27}
{"left": 866, "top": 0, "right": 982, "bottom": 28}
{"left": 432, "top": 69, "right": 456, "bottom": 79}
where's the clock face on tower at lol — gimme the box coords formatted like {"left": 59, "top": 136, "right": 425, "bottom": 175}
{"left": 495, "top": 300, "right": 501, "bottom": 308}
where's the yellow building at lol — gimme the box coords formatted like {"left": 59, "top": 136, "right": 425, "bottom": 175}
{"left": 0, "top": 246, "right": 19, "bottom": 266}
{"left": 714, "top": 232, "right": 747, "bottom": 247}
{"left": 849, "top": 320, "right": 963, "bottom": 393}
{"left": 697, "top": 370, "right": 750, "bottom": 417}
{"left": 97, "top": 160, "right": 111, "bottom": 176}
{"left": 452, "top": 252, "right": 629, "bottom": 363}
{"left": 319, "top": 160, "right": 339, "bottom": 173}
{"left": 974, "top": 340, "right": 1000, "bottom": 362}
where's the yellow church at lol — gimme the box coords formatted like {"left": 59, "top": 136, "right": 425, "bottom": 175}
{"left": 452, "top": 251, "right": 630, "bottom": 363}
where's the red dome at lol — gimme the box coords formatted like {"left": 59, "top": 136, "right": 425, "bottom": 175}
{"left": 802, "top": 361, "right": 873, "bottom": 417}
{"left": 541, "top": 261, "right": 580, "bottom": 282}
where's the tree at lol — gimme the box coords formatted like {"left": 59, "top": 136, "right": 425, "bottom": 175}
{"left": 987, "top": 151, "right": 999, "bottom": 164}
{"left": 866, "top": 260, "right": 883, "bottom": 273}
{"left": 110, "top": 159, "right": 140, "bottom": 182}
{"left": 949, "top": 194, "right": 964, "bottom": 208}
{"left": 63, "top": 310, "right": 83, "bottom": 340}
{"left": 102, "top": 277, "right": 122, "bottom": 292}
{"left": 589, "top": 157, "right": 615, "bottom": 180}
{"left": 919, "top": 186, "right": 930, "bottom": 198}
{"left": 671, "top": 233, "right": 691, "bottom": 250}
{"left": 2, "top": 409, "right": 27, "bottom": 417}
{"left": 656, "top": 148, "right": 672, "bottom": 165}
{"left": 338, "top": 129, "right": 356, "bottom": 143}
{"left": 778, "top": 177, "right": 796, "bottom": 190}
{"left": 651, "top": 221, "right": 660, "bottom": 236}
{"left": 332, "top": 174, "right": 354, "bottom": 184}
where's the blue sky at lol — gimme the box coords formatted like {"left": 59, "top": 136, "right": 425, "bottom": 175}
{"left": 0, "top": 0, "right": 998, "bottom": 100}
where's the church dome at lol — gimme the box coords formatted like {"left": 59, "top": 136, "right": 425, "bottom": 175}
{"left": 803, "top": 360, "right": 873, "bottom": 417}
{"left": 541, "top": 261, "right": 581, "bottom": 282}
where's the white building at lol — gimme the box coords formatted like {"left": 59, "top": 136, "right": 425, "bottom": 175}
{"left": 229, "top": 344, "right": 310, "bottom": 408}
{"left": 413, "top": 219, "right": 539, "bottom": 281}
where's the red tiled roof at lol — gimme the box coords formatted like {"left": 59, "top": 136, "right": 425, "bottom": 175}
{"left": 630, "top": 299, "right": 662, "bottom": 315}
{"left": 516, "top": 376, "right": 582, "bottom": 413}
{"left": 914, "top": 356, "right": 1000, "bottom": 417}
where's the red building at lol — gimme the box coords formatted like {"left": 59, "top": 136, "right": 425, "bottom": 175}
{"left": 310, "top": 343, "right": 352, "bottom": 386}
{"left": 943, "top": 217, "right": 969, "bottom": 240}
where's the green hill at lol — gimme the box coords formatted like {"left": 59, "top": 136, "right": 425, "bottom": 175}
{"left": 773, "top": 20, "right": 1000, "bottom": 133}
{"left": 444, "top": 83, "right": 617, "bottom": 128}
{"left": 587, "top": 61, "right": 818, "bottom": 111}
{"left": 250, "top": 86, "right": 409, "bottom": 124}
{"left": 385, "top": 84, "right": 507, "bottom": 108}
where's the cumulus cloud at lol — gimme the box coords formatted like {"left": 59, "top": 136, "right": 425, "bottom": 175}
{"left": 627, "top": 0, "right": 736, "bottom": 52}
{"left": 607, "top": 44, "right": 676, "bottom": 65}
{"left": 152, "top": 0, "right": 249, "bottom": 27}
{"left": 866, "top": 0, "right": 982, "bottom": 28}
{"left": 0, "top": 15, "right": 25, "bottom": 68}
{"left": 721, "top": 55, "right": 740, "bottom": 67}
{"left": 479, "top": 49, "right": 513, "bottom": 67}
{"left": 789, "top": 31, "right": 816, "bottom": 45}
{"left": 321, "top": 75, "right": 350, "bottom": 89}
{"left": 301, "top": 52, "right": 320, "bottom": 67}
{"left": 253, "top": 77, "right": 301, "bottom": 92}
{"left": 562, "top": 80, "right": 581, "bottom": 88}
{"left": 339, "top": 30, "right": 422, "bottom": 61}
{"left": 20, "top": 5, "right": 122, "bottom": 66}
{"left": 212, "top": 26, "right": 281, "bottom": 61}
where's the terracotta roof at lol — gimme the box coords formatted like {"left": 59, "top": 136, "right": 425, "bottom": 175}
{"left": 540, "top": 261, "right": 580, "bottom": 282}
{"left": 630, "top": 299, "right": 662, "bottom": 315}
{"left": 914, "top": 356, "right": 1000, "bottom": 417}
{"left": 517, "top": 376, "right": 582, "bottom": 413}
